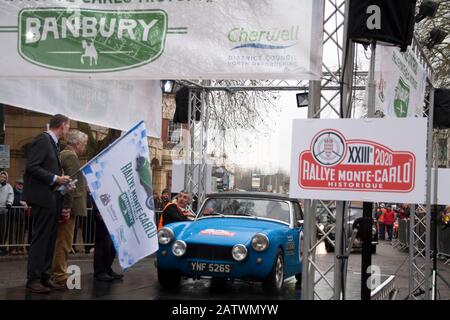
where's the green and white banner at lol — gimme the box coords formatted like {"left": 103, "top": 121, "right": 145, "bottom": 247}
{"left": 0, "top": 79, "right": 162, "bottom": 138}
{"left": 0, "top": 0, "right": 324, "bottom": 79}
{"left": 374, "top": 45, "right": 428, "bottom": 118}
{"left": 82, "top": 121, "right": 158, "bottom": 270}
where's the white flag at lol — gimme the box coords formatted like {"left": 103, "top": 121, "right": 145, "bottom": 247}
{"left": 82, "top": 121, "right": 158, "bottom": 270}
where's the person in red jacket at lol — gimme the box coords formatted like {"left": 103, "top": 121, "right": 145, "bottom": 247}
{"left": 384, "top": 206, "right": 396, "bottom": 241}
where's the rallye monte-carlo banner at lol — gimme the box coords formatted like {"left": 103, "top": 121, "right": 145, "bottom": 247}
{"left": 0, "top": 0, "right": 324, "bottom": 79}
{"left": 82, "top": 121, "right": 158, "bottom": 270}
{"left": 289, "top": 118, "right": 427, "bottom": 203}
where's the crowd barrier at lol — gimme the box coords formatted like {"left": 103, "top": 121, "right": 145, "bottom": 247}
{"left": 0, "top": 206, "right": 162, "bottom": 255}
{"left": 437, "top": 224, "right": 450, "bottom": 265}
{"left": 394, "top": 217, "right": 450, "bottom": 264}
{"left": 395, "top": 219, "right": 410, "bottom": 250}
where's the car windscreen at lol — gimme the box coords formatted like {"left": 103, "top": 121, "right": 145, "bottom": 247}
{"left": 198, "top": 198, "right": 291, "bottom": 224}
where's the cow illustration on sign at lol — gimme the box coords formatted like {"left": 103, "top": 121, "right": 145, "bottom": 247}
{"left": 81, "top": 40, "right": 98, "bottom": 66}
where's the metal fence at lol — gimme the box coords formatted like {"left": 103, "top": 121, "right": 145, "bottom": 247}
{"left": 394, "top": 217, "right": 450, "bottom": 264}
{"left": 0, "top": 206, "right": 162, "bottom": 255}
{"left": 437, "top": 224, "right": 450, "bottom": 265}
{"left": 394, "top": 219, "right": 410, "bottom": 250}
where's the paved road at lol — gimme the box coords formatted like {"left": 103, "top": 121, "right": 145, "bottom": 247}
{"left": 0, "top": 241, "right": 448, "bottom": 300}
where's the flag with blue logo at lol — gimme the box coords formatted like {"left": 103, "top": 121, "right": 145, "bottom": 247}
{"left": 81, "top": 121, "right": 158, "bottom": 270}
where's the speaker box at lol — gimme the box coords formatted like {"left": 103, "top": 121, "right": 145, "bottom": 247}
{"left": 433, "top": 88, "right": 450, "bottom": 129}
{"left": 173, "top": 86, "right": 201, "bottom": 123}
{"left": 348, "top": 0, "right": 417, "bottom": 51}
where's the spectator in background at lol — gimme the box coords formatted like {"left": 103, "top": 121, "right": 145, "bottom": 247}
{"left": 442, "top": 206, "right": 450, "bottom": 230}
{"left": 376, "top": 204, "right": 386, "bottom": 240}
{"left": 9, "top": 178, "right": 28, "bottom": 255}
{"left": 398, "top": 204, "right": 410, "bottom": 220}
{"left": 153, "top": 191, "right": 162, "bottom": 211}
{"left": 384, "top": 206, "right": 396, "bottom": 241}
{"left": 160, "top": 189, "right": 170, "bottom": 209}
{"left": 0, "top": 171, "right": 14, "bottom": 256}
{"left": 13, "top": 179, "right": 27, "bottom": 207}
{"left": 51, "top": 130, "right": 88, "bottom": 286}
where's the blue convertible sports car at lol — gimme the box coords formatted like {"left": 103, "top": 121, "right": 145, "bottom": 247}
{"left": 156, "top": 192, "right": 304, "bottom": 294}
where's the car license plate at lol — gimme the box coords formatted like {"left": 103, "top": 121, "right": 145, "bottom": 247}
{"left": 190, "top": 261, "right": 231, "bottom": 273}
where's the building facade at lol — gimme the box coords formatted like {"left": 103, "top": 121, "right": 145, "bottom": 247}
{"left": 2, "top": 93, "right": 183, "bottom": 195}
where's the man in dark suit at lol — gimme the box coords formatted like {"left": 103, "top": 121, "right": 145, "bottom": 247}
{"left": 23, "top": 114, "right": 72, "bottom": 293}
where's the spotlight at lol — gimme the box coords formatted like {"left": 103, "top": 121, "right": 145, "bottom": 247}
{"left": 426, "top": 27, "right": 448, "bottom": 49}
{"left": 415, "top": 1, "right": 440, "bottom": 23}
{"left": 296, "top": 92, "right": 309, "bottom": 108}
{"left": 161, "top": 80, "right": 175, "bottom": 94}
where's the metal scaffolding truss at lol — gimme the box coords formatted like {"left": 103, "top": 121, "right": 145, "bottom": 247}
{"left": 183, "top": 85, "right": 209, "bottom": 210}
{"left": 181, "top": 0, "right": 357, "bottom": 300}
{"left": 181, "top": 0, "right": 436, "bottom": 300}
{"left": 182, "top": 0, "right": 355, "bottom": 300}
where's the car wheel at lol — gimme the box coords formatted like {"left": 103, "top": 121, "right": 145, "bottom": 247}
{"left": 262, "top": 249, "right": 284, "bottom": 295}
{"left": 157, "top": 268, "right": 181, "bottom": 290}
{"left": 371, "top": 245, "right": 377, "bottom": 254}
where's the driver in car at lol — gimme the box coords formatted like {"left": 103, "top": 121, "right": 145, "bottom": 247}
{"left": 158, "top": 190, "right": 193, "bottom": 229}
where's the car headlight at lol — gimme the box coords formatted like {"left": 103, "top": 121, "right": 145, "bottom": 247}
{"left": 232, "top": 244, "right": 248, "bottom": 261}
{"left": 372, "top": 227, "right": 377, "bottom": 236}
{"left": 158, "top": 227, "right": 174, "bottom": 245}
{"left": 172, "top": 240, "right": 187, "bottom": 257}
{"left": 251, "top": 233, "right": 269, "bottom": 252}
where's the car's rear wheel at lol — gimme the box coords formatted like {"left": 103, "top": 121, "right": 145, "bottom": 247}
{"left": 157, "top": 268, "right": 181, "bottom": 290}
{"left": 262, "top": 249, "right": 284, "bottom": 295}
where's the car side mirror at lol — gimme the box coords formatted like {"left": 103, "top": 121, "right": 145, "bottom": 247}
{"left": 297, "top": 220, "right": 304, "bottom": 228}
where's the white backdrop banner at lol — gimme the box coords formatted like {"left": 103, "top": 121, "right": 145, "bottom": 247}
{"left": 172, "top": 160, "right": 212, "bottom": 194}
{"left": 0, "top": 79, "right": 161, "bottom": 138}
{"left": 374, "top": 45, "right": 428, "bottom": 118}
{"left": 431, "top": 169, "right": 450, "bottom": 205}
{"left": 0, "top": 0, "right": 323, "bottom": 79}
{"left": 289, "top": 118, "right": 427, "bottom": 203}
{"left": 82, "top": 121, "right": 158, "bottom": 270}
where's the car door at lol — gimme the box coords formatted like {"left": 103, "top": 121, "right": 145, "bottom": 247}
{"left": 284, "top": 201, "right": 303, "bottom": 276}
{"left": 293, "top": 202, "right": 304, "bottom": 265}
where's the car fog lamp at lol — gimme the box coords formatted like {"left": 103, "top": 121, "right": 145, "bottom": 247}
{"left": 172, "top": 240, "right": 187, "bottom": 257}
{"left": 232, "top": 244, "right": 248, "bottom": 261}
{"left": 251, "top": 233, "right": 269, "bottom": 252}
{"left": 158, "top": 228, "right": 174, "bottom": 245}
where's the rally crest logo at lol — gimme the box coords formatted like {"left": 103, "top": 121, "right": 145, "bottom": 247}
{"left": 100, "top": 193, "right": 111, "bottom": 206}
{"left": 18, "top": 8, "right": 167, "bottom": 72}
{"left": 299, "top": 129, "right": 416, "bottom": 193}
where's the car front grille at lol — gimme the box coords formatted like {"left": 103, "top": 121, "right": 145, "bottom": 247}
{"left": 184, "top": 243, "right": 233, "bottom": 261}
